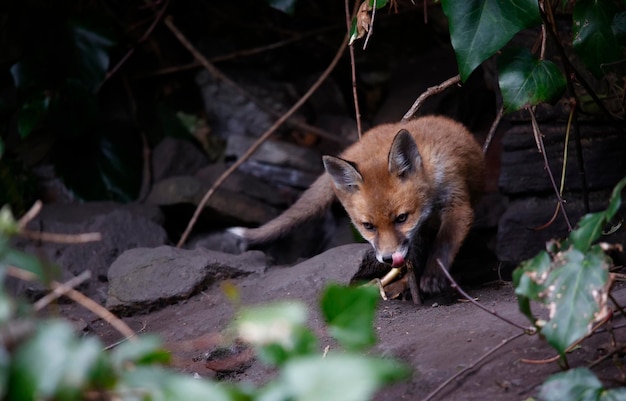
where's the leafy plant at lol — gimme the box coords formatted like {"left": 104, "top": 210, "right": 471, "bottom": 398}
{"left": 513, "top": 177, "right": 625, "bottom": 356}
{"left": 349, "top": 0, "right": 625, "bottom": 116}
{"left": 538, "top": 368, "right": 626, "bottom": 401}
{"left": 0, "top": 204, "right": 408, "bottom": 400}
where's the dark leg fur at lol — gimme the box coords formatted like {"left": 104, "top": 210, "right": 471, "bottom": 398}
{"left": 350, "top": 225, "right": 435, "bottom": 303}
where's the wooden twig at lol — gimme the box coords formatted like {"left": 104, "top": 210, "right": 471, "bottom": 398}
{"left": 531, "top": 103, "right": 575, "bottom": 231}
{"left": 402, "top": 75, "right": 461, "bottom": 121}
{"left": 137, "top": 27, "right": 335, "bottom": 79}
{"left": 405, "top": 261, "right": 421, "bottom": 305}
{"left": 20, "top": 230, "right": 102, "bottom": 244}
{"left": 7, "top": 266, "right": 136, "bottom": 341}
{"left": 482, "top": 104, "right": 504, "bottom": 155}
{"left": 103, "top": 0, "right": 170, "bottom": 85}
{"left": 17, "top": 200, "right": 42, "bottom": 229}
{"left": 164, "top": 17, "right": 347, "bottom": 146}
{"left": 363, "top": 0, "right": 377, "bottom": 50}
{"left": 436, "top": 259, "right": 533, "bottom": 333}
{"left": 33, "top": 270, "right": 92, "bottom": 311}
{"left": 345, "top": 0, "right": 363, "bottom": 139}
{"left": 528, "top": 107, "right": 573, "bottom": 231}
{"left": 169, "top": 17, "right": 350, "bottom": 247}
{"left": 422, "top": 332, "right": 526, "bottom": 401}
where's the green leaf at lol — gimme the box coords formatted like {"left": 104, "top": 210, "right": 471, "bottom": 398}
{"left": 7, "top": 320, "right": 106, "bottom": 401}
{"left": 498, "top": 48, "right": 567, "bottom": 112}
{"left": 267, "top": 0, "right": 298, "bottom": 14}
{"left": 539, "top": 247, "right": 609, "bottom": 355}
{"left": 573, "top": 0, "right": 623, "bottom": 78}
{"left": 236, "top": 302, "right": 317, "bottom": 366}
{"left": 52, "top": 120, "right": 142, "bottom": 202}
{"left": 17, "top": 92, "right": 51, "bottom": 139}
{"left": 280, "top": 354, "right": 409, "bottom": 401}
{"left": 2, "top": 248, "right": 50, "bottom": 282}
{"left": 604, "top": 176, "right": 626, "bottom": 222}
{"left": 440, "top": 0, "right": 541, "bottom": 81}
{"left": 613, "top": 11, "right": 626, "bottom": 43}
{"left": 513, "top": 250, "right": 552, "bottom": 321}
{"left": 0, "top": 205, "right": 19, "bottom": 237}
{"left": 566, "top": 176, "right": 626, "bottom": 252}
{"left": 539, "top": 367, "right": 626, "bottom": 401}
{"left": 368, "top": 0, "right": 389, "bottom": 9}
{"left": 68, "top": 21, "right": 114, "bottom": 92}
{"left": 567, "top": 212, "right": 606, "bottom": 253}
{"left": 118, "top": 366, "right": 242, "bottom": 401}
{"left": 320, "top": 284, "right": 379, "bottom": 351}
{"left": 110, "top": 335, "right": 171, "bottom": 370}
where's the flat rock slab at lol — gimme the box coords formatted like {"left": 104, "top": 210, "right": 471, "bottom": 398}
{"left": 106, "top": 246, "right": 267, "bottom": 315}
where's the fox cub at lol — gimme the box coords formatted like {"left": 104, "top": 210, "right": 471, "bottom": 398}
{"left": 230, "top": 115, "right": 485, "bottom": 296}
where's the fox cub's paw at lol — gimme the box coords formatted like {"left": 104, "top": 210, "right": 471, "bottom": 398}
{"left": 419, "top": 269, "right": 449, "bottom": 295}
{"left": 227, "top": 227, "right": 248, "bottom": 239}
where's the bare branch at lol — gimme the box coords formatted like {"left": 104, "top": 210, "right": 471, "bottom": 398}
{"left": 436, "top": 259, "right": 533, "bottom": 333}
{"left": 7, "top": 266, "right": 136, "bottom": 341}
{"left": 528, "top": 107, "right": 573, "bottom": 231}
{"left": 168, "top": 15, "right": 350, "bottom": 247}
{"left": 422, "top": 332, "right": 526, "bottom": 401}
{"left": 402, "top": 75, "right": 461, "bottom": 121}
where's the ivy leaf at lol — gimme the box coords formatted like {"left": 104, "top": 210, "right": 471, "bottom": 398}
{"left": 497, "top": 48, "right": 566, "bottom": 112}
{"left": 539, "top": 247, "right": 610, "bottom": 355}
{"left": 565, "top": 176, "right": 626, "bottom": 252}
{"left": 573, "top": 0, "right": 623, "bottom": 78}
{"left": 17, "top": 92, "right": 50, "bottom": 139}
{"left": 235, "top": 302, "right": 317, "bottom": 366}
{"left": 320, "top": 284, "right": 379, "bottom": 351}
{"left": 441, "top": 0, "right": 541, "bottom": 81}
{"left": 539, "top": 368, "right": 626, "bottom": 401}
{"left": 7, "top": 321, "right": 108, "bottom": 401}
{"left": 118, "top": 366, "right": 241, "bottom": 401}
{"left": 513, "top": 250, "right": 551, "bottom": 322}
{"left": 267, "top": 0, "right": 298, "bottom": 14}
{"left": 68, "top": 21, "right": 114, "bottom": 93}
{"left": 279, "top": 354, "right": 410, "bottom": 401}
{"left": 52, "top": 120, "right": 142, "bottom": 202}
{"left": 110, "top": 335, "right": 170, "bottom": 370}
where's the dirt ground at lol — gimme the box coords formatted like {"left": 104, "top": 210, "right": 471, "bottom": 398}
{"left": 54, "top": 244, "right": 626, "bottom": 401}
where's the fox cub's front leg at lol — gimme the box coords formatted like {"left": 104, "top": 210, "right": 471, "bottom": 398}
{"left": 421, "top": 199, "right": 474, "bottom": 294}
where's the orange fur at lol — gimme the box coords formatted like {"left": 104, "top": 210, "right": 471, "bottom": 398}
{"left": 230, "top": 116, "right": 485, "bottom": 294}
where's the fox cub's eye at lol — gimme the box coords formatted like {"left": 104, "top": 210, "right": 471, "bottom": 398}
{"left": 362, "top": 222, "right": 376, "bottom": 231}
{"left": 395, "top": 213, "right": 408, "bottom": 224}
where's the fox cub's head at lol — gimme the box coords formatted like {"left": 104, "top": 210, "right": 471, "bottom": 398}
{"left": 323, "top": 129, "right": 433, "bottom": 268}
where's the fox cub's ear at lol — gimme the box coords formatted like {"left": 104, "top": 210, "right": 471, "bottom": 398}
{"left": 388, "top": 129, "right": 421, "bottom": 178}
{"left": 323, "top": 155, "right": 363, "bottom": 193}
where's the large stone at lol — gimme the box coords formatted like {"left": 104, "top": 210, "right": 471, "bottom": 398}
{"left": 146, "top": 175, "right": 280, "bottom": 226}
{"left": 499, "top": 124, "right": 626, "bottom": 195}
{"left": 8, "top": 203, "right": 168, "bottom": 301}
{"left": 106, "top": 246, "right": 267, "bottom": 315}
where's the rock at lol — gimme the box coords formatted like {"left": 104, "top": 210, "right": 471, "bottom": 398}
{"left": 496, "top": 191, "right": 615, "bottom": 268}
{"left": 152, "top": 137, "right": 210, "bottom": 181}
{"left": 106, "top": 246, "right": 267, "bottom": 315}
{"left": 225, "top": 136, "right": 323, "bottom": 174}
{"left": 8, "top": 203, "right": 168, "bottom": 302}
{"left": 196, "top": 70, "right": 301, "bottom": 139}
{"left": 236, "top": 159, "right": 320, "bottom": 190}
{"left": 196, "top": 163, "right": 296, "bottom": 208}
{"left": 235, "top": 243, "right": 371, "bottom": 304}
{"left": 146, "top": 175, "right": 280, "bottom": 226}
{"left": 499, "top": 124, "right": 626, "bottom": 195}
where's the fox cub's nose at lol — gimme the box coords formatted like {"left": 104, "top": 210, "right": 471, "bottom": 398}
{"left": 382, "top": 255, "right": 394, "bottom": 265}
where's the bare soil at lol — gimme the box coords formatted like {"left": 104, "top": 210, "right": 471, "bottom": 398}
{"left": 56, "top": 245, "right": 626, "bottom": 401}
